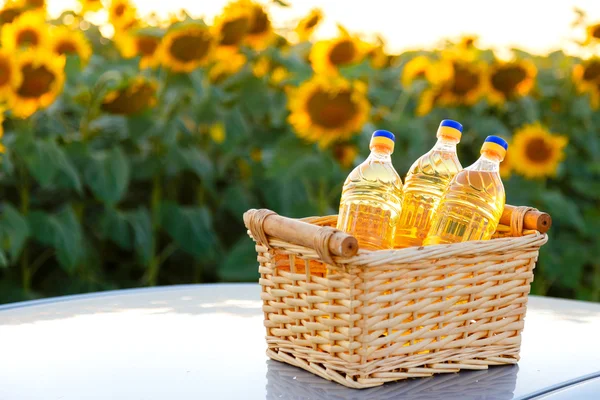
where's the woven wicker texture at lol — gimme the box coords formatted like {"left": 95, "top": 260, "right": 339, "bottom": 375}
{"left": 247, "top": 207, "right": 548, "bottom": 389}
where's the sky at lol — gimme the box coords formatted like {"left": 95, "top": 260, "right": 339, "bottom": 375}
{"left": 46, "top": 0, "right": 600, "bottom": 55}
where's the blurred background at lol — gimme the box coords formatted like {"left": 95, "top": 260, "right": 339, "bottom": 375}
{"left": 0, "top": 0, "right": 598, "bottom": 304}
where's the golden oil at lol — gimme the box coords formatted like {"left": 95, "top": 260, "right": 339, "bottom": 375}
{"left": 336, "top": 130, "right": 403, "bottom": 250}
{"left": 395, "top": 120, "right": 463, "bottom": 248}
{"left": 424, "top": 136, "right": 508, "bottom": 245}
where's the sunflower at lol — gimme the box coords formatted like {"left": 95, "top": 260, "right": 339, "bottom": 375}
{"left": 401, "top": 56, "right": 449, "bottom": 87}
{"left": 21, "top": 0, "right": 45, "bottom": 10}
{"left": 310, "top": 27, "right": 369, "bottom": 75}
{"left": 50, "top": 26, "right": 92, "bottom": 66}
{"left": 213, "top": 2, "right": 251, "bottom": 54}
{"left": 0, "top": 2, "right": 24, "bottom": 25}
{"left": 487, "top": 59, "right": 536, "bottom": 104}
{"left": 79, "top": 0, "right": 103, "bottom": 13}
{"left": 1, "top": 10, "right": 48, "bottom": 50}
{"left": 242, "top": 0, "right": 273, "bottom": 50}
{"left": 209, "top": 52, "right": 246, "bottom": 83}
{"left": 101, "top": 76, "right": 157, "bottom": 115}
{"left": 436, "top": 56, "right": 486, "bottom": 107}
{"left": 109, "top": 0, "right": 137, "bottom": 32}
{"left": 9, "top": 50, "right": 65, "bottom": 118}
{"left": 294, "top": 8, "right": 322, "bottom": 42}
{"left": 288, "top": 75, "right": 370, "bottom": 148}
{"left": 251, "top": 56, "right": 290, "bottom": 85}
{"left": 585, "top": 22, "right": 600, "bottom": 45}
{"left": 366, "top": 36, "right": 390, "bottom": 69}
{"left": 159, "top": 23, "right": 216, "bottom": 73}
{"left": 511, "top": 123, "right": 568, "bottom": 179}
{"left": 0, "top": 48, "right": 21, "bottom": 100}
{"left": 458, "top": 35, "right": 478, "bottom": 50}
{"left": 115, "top": 29, "right": 162, "bottom": 69}
{"left": 332, "top": 143, "right": 358, "bottom": 168}
{"left": 572, "top": 58, "right": 600, "bottom": 107}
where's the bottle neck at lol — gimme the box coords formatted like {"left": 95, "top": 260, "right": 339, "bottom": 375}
{"left": 433, "top": 136, "right": 459, "bottom": 152}
{"left": 368, "top": 145, "right": 392, "bottom": 162}
{"left": 468, "top": 151, "right": 502, "bottom": 172}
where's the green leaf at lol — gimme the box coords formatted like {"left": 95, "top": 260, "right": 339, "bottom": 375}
{"left": 1, "top": 203, "right": 29, "bottom": 262}
{"left": 88, "top": 116, "right": 129, "bottom": 141}
{"left": 0, "top": 249, "right": 8, "bottom": 268}
{"left": 85, "top": 146, "right": 130, "bottom": 205}
{"left": 160, "top": 202, "right": 216, "bottom": 259}
{"left": 219, "top": 238, "right": 259, "bottom": 281}
{"left": 179, "top": 147, "right": 214, "bottom": 183}
{"left": 539, "top": 190, "right": 585, "bottom": 232}
{"left": 54, "top": 207, "right": 84, "bottom": 271}
{"left": 22, "top": 139, "right": 81, "bottom": 191}
{"left": 222, "top": 185, "right": 256, "bottom": 218}
{"left": 125, "top": 208, "right": 152, "bottom": 264}
{"left": 27, "top": 207, "right": 83, "bottom": 273}
{"left": 100, "top": 207, "right": 132, "bottom": 250}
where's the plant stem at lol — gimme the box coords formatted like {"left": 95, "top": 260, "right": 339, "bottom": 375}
{"left": 147, "top": 174, "right": 162, "bottom": 286}
{"left": 19, "top": 161, "right": 31, "bottom": 293}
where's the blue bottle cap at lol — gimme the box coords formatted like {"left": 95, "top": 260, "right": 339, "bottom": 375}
{"left": 372, "top": 130, "right": 395, "bottom": 142}
{"left": 484, "top": 135, "right": 508, "bottom": 150}
{"left": 439, "top": 119, "right": 463, "bottom": 132}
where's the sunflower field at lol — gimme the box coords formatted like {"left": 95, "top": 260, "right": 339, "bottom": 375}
{"left": 0, "top": 0, "right": 598, "bottom": 303}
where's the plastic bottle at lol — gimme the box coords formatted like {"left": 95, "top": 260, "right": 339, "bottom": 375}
{"left": 336, "top": 130, "right": 403, "bottom": 250}
{"left": 394, "top": 120, "right": 463, "bottom": 248}
{"left": 423, "top": 136, "right": 508, "bottom": 246}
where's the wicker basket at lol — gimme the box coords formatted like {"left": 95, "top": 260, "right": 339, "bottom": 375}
{"left": 244, "top": 206, "right": 549, "bottom": 389}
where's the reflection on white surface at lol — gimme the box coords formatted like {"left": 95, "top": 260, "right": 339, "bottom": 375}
{"left": 0, "top": 285, "right": 267, "bottom": 400}
{"left": 266, "top": 360, "right": 519, "bottom": 400}
{"left": 0, "top": 285, "right": 598, "bottom": 400}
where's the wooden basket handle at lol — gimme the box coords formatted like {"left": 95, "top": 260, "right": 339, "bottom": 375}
{"left": 501, "top": 205, "right": 552, "bottom": 234}
{"left": 243, "top": 209, "right": 359, "bottom": 261}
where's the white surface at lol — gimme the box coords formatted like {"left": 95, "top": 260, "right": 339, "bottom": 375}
{"left": 0, "top": 284, "right": 599, "bottom": 399}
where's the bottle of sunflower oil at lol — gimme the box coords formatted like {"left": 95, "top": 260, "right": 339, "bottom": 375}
{"left": 394, "top": 120, "right": 463, "bottom": 248}
{"left": 336, "top": 130, "right": 403, "bottom": 250}
{"left": 423, "top": 136, "right": 508, "bottom": 245}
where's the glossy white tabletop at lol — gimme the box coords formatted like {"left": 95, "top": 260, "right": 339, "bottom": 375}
{"left": 0, "top": 284, "right": 599, "bottom": 400}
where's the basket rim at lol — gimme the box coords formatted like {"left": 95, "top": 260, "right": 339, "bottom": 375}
{"left": 258, "top": 230, "right": 548, "bottom": 268}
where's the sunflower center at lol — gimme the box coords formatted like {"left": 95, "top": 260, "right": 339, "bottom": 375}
{"left": 463, "top": 37, "right": 475, "bottom": 47}
{"left": 592, "top": 25, "right": 600, "bottom": 39}
{"left": 328, "top": 40, "right": 356, "bottom": 66}
{"left": 136, "top": 36, "right": 159, "bottom": 56}
{"left": 0, "top": 7, "right": 22, "bottom": 24}
{"left": 524, "top": 137, "right": 553, "bottom": 163}
{"left": 248, "top": 7, "right": 269, "bottom": 35}
{"left": 102, "top": 81, "right": 155, "bottom": 115}
{"left": 0, "top": 58, "right": 12, "bottom": 86}
{"left": 491, "top": 65, "right": 527, "bottom": 95}
{"left": 583, "top": 61, "right": 600, "bottom": 81}
{"left": 304, "top": 14, "right": 320, "bottom": 30}
{"left": 115, "top": 4, "right": 126, "bottom": 17}
{"left": 55, "top": 40, "right": 78, "bottom": 55}
{"left": 414, "top": 70, "right": 426, "bottom": 79}
{"left": 17, "top": 28, "right": 39, "bottom": 47}
{"left": 27, "top": 0, "right": 45, "bottom": 8}
{"left": 306, "top": 89, "right": 357, "bottom": 129}
{"left": 169, "top": 31, "right": 211, "bottom": 62}
{"left": 220, "top": 16, "right": 250, "bottom": 46}
{"left": 18, "top": 64, "right": 55, "bottom": 98}
{"left": 451, "top": 63, "right": 479, "bottom": 95}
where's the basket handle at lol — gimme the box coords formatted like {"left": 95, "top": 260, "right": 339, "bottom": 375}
{"left": 501, "top": 205, "right": 552, "bottom": 234}
{"left": 243, "top": 209, "right": 359, "bottom": 261}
